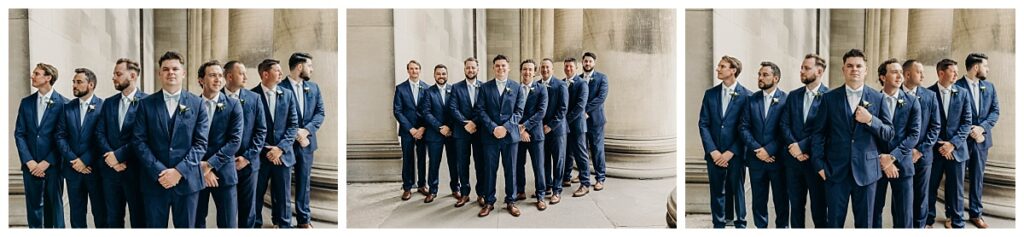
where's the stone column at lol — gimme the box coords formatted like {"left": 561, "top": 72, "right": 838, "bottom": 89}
{"left": 554, "top": 9, "right": 583, "bottom": 70}
{"left": 8, "top": 8, "right": 31, "bottom": 211}
{"left": 228, "top": 9, "right": 274, "bottom": 87}
{"left": 949, "top": 9, "right": 1016, "bottom": 219}
{"left": 581, "top": 9, "right": 677, "bottom": 179}
{"left": 684, "top": 9, "right": 714, "bottom": 214}
{"left": 272, "top": 9, "right": 340, "bottom": 224}
{"left": 152, "top": 9, "right": 188, "bottom": 92}
{"left": 828, "top": 9, "right": 865, "bottom": 88}
{"left": 906, "top": 9, "right": 954, "bottom": 84}
{"left": 486, "top": 9, "right": 521, "bottom": 80}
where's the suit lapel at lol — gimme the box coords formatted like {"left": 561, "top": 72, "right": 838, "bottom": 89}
{"left": 712, "top": 86, "right": 723, "bottom": 119}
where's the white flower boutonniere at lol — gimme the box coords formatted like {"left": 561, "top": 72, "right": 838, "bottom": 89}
{"left": 861, "top": 100, "right": 872, "bottom": 108}
{"left": 980, "top": 85, "right": 987, "bottom": 91}
{"left": 129, "top": 97, "right": 138, "bottom": 105}
{"left": 951, "top": 88, "right": 959, "bottom": 96}
{"left": 505, "top": 87, "right": 511, "bottom": 93}
{"left": 303, "top": 86, "right": 311, "bottom": 93}
{"left": 178, "top": 104, "right": 189, "bottom": 113}
{"left": 771, "top": 97, "right": 780, "bottom": 105}
{"left": 896, "top": 98, "right": 906, "bottom": 108}
{"left": 239, "top": 98, "right": 246, "bottom": 105}
{"left": 216, "top": 102, "right": 225, "bottom": 111}
{"left": 45, "top": 98, "right": 55, "bottom": 108}
{"left": 729, "top": 91, "right": 740, "bottom": 97}
{"left": 275, "top": 89, "right": 284, "bottom": 98}
{"left": 87, "top": 104, "right": 96, "bottom": 112}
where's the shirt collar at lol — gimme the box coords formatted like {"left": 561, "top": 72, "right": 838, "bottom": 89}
{"left": 583, "top": 71, "right": 594, "bottom": 79}
{"left": 882, "top": 89, "right": 899, "bottom": 99}
{"left": 965, "top": 76, "right": 980, "bottom": 85}
{"left": 721, "top": 81, "right": 737, "bottom": 92}
{"left": 762, "top": 88, "right": 777, "bottom": 98}
{"left": 163, "top": 89, "right": 182, "bottom": 99}
{"left": 288, "top": 76, "right": 303, "bottom": 88}
{"left": 938, "top": 83, "right": 954, "bottom": 93}
{"left": 38, "top": 89, "right": 54, "bottom": 101}
{"left": 121, "top": 87, "right": 138, "bottom": 100}
{"left": 79, "top": 95, "right": 96, "bottom": 105}
{"left": 203, "top": 92, "right": 220, "bottom": 102}
{"left": 262, "top": 84, "right": 278, "bottom": 95}
{"left": 224, "top": 88, "right": 241, "bottom": 98}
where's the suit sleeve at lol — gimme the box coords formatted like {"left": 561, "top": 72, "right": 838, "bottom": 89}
{"left": 567, "top": 84, "right": 588, "bottom": 124}
{"left": 278, "top": 96, "right": 300, "bottom": 149}
{"left": 810, "top": 96, "right": 830, "bottom": 175}
{"left": 95, "top": 104, "right": 114, "bottom": 155}
{"left": 867, "top": 98, "right": 896, "bottom": 142}
{"left": 896, "top": 100, "right": 922, "bottom": 167}
{"left": 449, "top": 88, "right": 470, "bottom": 124}
{"left": 56, "top": 111, "right": 77, "bottom": 166}
{"left": 133, "top": 105, "right": 168, "bottom": 180}
{"left": 302, "top": 85, "right": 326, "bottom": 135}
{"left": 980, "top": 87, "right": 1000, "bottom": 132}
{"left": 506, "top": 86, "right": 527, "bottom": 129}
{"left": 546, "top": 84, "right": 569, "bottom": 130}
{"left": 422, "top": 92, "right": 444, "bottom": 128}
{"left": 246, "top": 98, "right": 268, "bottom": 162}
{"left": 585, "top": 78, "right": 608, "bottom": 114}
{"left": 43, "top": 103, "right": 63, "bottom": 166}
{"left": 394, "top": 87, "right": 414, "bottom": 133}
{"left": 176, "top": 101, "right": 210, "bottom": 179}
{"left": 697, "top": 93, "right": 718, "bottom": 154}
{"left": 14, "top": 103, "right": 34, "bottom": 164}
{"left": 475, "top": 89, "right": 498, "bottom": 133}
{"left": 739, "top": 101, "right": 761, "bottom": 152}
{"left": 953, "top": 96, "right": 974, "bottom": 146}
{"left": 524, "top": 89, "right": 547, "bottom": 131}
{"left": 918, "top": 96, "right": 941, "bottom": 153}
{"left": 210, "top": 103, "right": 243, "bottom": 171}
{"left": 779, "top": 98, "right": 798, "bottom": 146}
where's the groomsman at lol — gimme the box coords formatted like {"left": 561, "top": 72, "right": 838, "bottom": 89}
{"left": 740, "top": 61, "right": 789, "bottom": 228}
{"left": 279, "top": 52, "right": 326, "bottom": 228}
{"left": 540, "top": 58, "right": 569, "bottom": 204}
{"left": 194, "top": 60, "right": 244, "bottom": 228}
{"left": 97, "top": 58, "right": 148, "bottom": 228}
{"left": 222, "top": 61, "right": 267, "bottom": 228}
{"left": 809, "top": 49, "right": 894, "bottom": 228}
{"left": 515, "top": 59, "right": 549, "bottom": 210}
{"left": 900, "top": 59, "right": 941, "bottom": 228}
{"left": 780, "top": 54, "right": 829, "bottom": 228}
{"left": 581, "top": 52, "right": 609, "bottom": 190}
{"left": 561, "top": 57, "right": 591, "bottom": 197}
{"left": 420, "top": 64, "right": 456, "bottom": 203}
{"left": 871, "top": 58, "right": 922, "bottom": 228}
{"left": 57, "top": 68, "right": 107, "bottom": 228}
{"left": 448, "top": 57, "right": 482, "bottom": 207}
{"left": 394, "top": 60, "right": 429, "bottom": 200}
{"left": 698, "top": 55, "right": 750, "bottom": 228}
{"left": 926, "top": 59, "right": 973, "bottom": 229}
{"left": 16, "top": 62, "right": 67, "bottom": 228}
{"left": 252, "top": 59, "right": 300, "bottom": 228}
{"left": 955, "top": 53, "right": 999, "bottom": 229}
{"left": 475, "top": 54, "right": 526, "bottom": 217}
{"left": 132, "top": 51, "right": 210, "bottom": 228}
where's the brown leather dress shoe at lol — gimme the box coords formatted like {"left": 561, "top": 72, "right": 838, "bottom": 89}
{"left": 562, "top": 180, "right": 571, "bottom": 187}
{"left": 536, "top": 200, "right": 547, "bottom": 211}
{"left": 515, "top": 192, "right": 527, "bottom": 201}
{"left": 455, "top": 196, "right": 470, "bottom": 207}
{"left": 944, "top": 219, "right": 952, "bottom": 228}
{"left": 401, "top": 191, "right": 413, "bottom": 201}
{"left": 572, "top": 186, "right": 590, "bottom": 197}
{"left": 970, "top": 217, "right": 989, "bottom": 228}
{"left": 507, "top": 203, "right": 521, "bottom": 217}
{"left": 296, "top": 223, "right": 313, "bottom": 228}
{"left": 594, "top": 182, "right": 604, "bottom": 191}
{"left": 477, "top": 196, "right": 485, "bottom": 207}
{"left": 478, "top": 204, "right": 494, "bottom": 217}
{"left": 418, "top": 187, "right": 429, "bottom": 195}
{"left": 550, "top": 194, "right": 561, "bottom": 204}
{"left": 453, "top": 192, "right": 463, "bottom": 200}
{"left": 424, "top": 194, "right": 435, "bottom": 203}
{"left": 571, "top": 177, "right": 580, "bottom": 183}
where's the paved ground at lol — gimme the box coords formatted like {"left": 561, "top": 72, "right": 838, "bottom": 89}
{"left": 347, "top": 158, "right": 676, "bottom": 228}
{"left": 8, "top": 194, "right": 338, "bottom": 228}
{"left": 683, "top": 182, "right": 1015, "bottom": 228}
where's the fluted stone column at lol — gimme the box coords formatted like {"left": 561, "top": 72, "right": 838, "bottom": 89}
{"left": 828, "top": 9, "right": 865, "bottom": 89}
{"left": 8, "top": 10, "right": 31, "bottom": 222}
{"left": 949, "top": 9, "right": 1016, "bottom": 219}
{"left": 486, "top": 9, "right": 522, "bottom": 80}
{"left": 228, "top": 9, "right": 275, "bottom": 86}
{"left": 906, "top": 9, "right": 954, "bottom": 85}
{"left": 554, "top": 9, "right": 583, "bottom": 69}
{"left": 153, "top": 9, "right": 187, "bottom": 92}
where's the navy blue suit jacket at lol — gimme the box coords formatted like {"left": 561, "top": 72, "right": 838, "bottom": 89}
{"left": 15, "top": 91, "right": 68, "bottom": 173}
{"left": 224, "top": 89, "right": 267, "bottom": 171}
{"left": 521, "top": 81, "right": 548, "bottom": 141}
{"left": 928, "top": 84, "right": 973, "bottom": 162}
{"left": 882, "top": 90, "right": 922, "bottom": 177}
{"left": 698, "top": 83, "right": 751, "bottom": 163}
{"left": 740, "top": 89, "right": 787, "bottom": 170}
{"left": 449, "top": 79, "right": 481, "bottom": 139}
{"left": 96, "top": 90, "right": 148, "bottom": 175}
{"left": 251, "top": 85, "right": 300, "bottom": 167}
{"left": 907, "top": 87, "right": 941, "bottom": 166}
{"left": 780, "top": 85, "right": 829, "bottom": 166}
{"left": 280, "top": 78, "right": 326, "bottom": 152}
{"left": 202, "top": 94, "right": 244, "bottom": 186}
{"left": 584, "top": 71, "right": 608, "bottom": 128}
{"left": 565, "top": 76, "right": 589, "bottom": 134}
{"left": 394, "top": 80, "right": 428, "bottom": 137}
{"left": 421, "top": 84, "right": 453, "bottom": 142}
{"left": 475, "top": 79, "right": 526, "bottom": 144}
{"left": 56, "top": 96, "right": 104, "bottom": 180}
{"left": 810, "top": 85, "right": 895, "bottom": 186}
{"left": 542, "top": 77, "right": 569, "bottom": 137}
{"left": 133, "top": 91, "right": 210, "bottom": 195}
{"left": 955, "top": 77, "right": 1000, "bottom": 149}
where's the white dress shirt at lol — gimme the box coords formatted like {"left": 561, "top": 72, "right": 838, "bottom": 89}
{"left": 804, "top": 84, "right": 822, "bottom": 122}
{"left": 846, "top": 85, "right": 864, "bottom": 113}
{"left": 163, "top": 89, "right": 182, "bottom": 118}
{"left": 762, "top": 88, "right": 776, "bottom": 118}
{"left": 203, "top": 93, "right": 220, "bottom": 122}
{"left": 119, "top": 87, "right": 138, "bottom": 129}
{"left": 721, "top": 82, "right": 737, "bottom": 117}
{"left": 36, "top": 89, "right": 54, "bottom": 125}
{"left": 496, "top": 78, "right": 508, "bottom": 96}
{"left": 966, "top": 77, "right": 981, "bottom": 113}
{"left": 938, "top": 84, "right": 954, "bottom": 119}
{"left": 883, "top": 90, "right": 898, "bottom": 119}
{"left": 78, "top": 95, "right": 95, "bottom": 125}
{"left": 289, "top": 77, "right": 305, "bottom": 117}
{"left": 263, "top": 85, "right": 278, "bottom": 121}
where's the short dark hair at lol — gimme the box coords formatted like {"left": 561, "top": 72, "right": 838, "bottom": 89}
{"left": 158, "top": 51, "right": 184, "bottom": 66}
{"left": 563, "top": 57, "right": 577, "bottom": 64}
{"left": 464, "top": 57, "right": 478, "bottom": 65}
{"left": 877, "top": 58, "right": 900, "bottom": 77}
{"left": 258, "top": 59, "right": 280, "bottom": 74}
{"left": 116, "top": 58, "right": 141, "bottom": 74}
{"left": 805, "top": 54, "right": 826, "bottom": 70}
{"left": 582, "top": 52, "right": 597, "bottom": 60}
{"left": 520, "top": 59, "right": 536, "bottom": 69}
{"left": 493, "top": 54, "right": 509, "bottom": 64}
{"left": 842, "top": 48, "right": 866, "bottom": 64}
{"left": 407, "top": 60, "right": 421, "bottom": 69}
{"left": 74, "top": 67, "right": 97, "bottom": 85}
{"left": 759, "top": 61, "right": 780, "bottom": 79}
{"left": 542, "top": 58, "right": 553, "bottom": 64}
{"left": 198, "top": 60, "right": 222, "bottom": 78}
{"left": 35, "top": 62, "right": 58, "bottom": 85}
{"left": 901, "top": 59, "right": 921, "bottom": 71}
{"left": 936, "top": 58, "right": 958, "bottom": 71}
{"left": 965, "top": 52, "right": 988, "bottom": 71}
{"left": 434, "top": 64, "right": 447, "bottom": 72}
{"left": 224, "top": 60, "right": 242, "bottom": 74}
{"left": 720, "top": 55, "right": 742, "bottom": 77}
{"left": 288, "top": 52, "right": 312, "bottom": 70}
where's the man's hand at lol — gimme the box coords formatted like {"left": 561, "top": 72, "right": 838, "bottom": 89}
{"left": 440, "top": 125, "right": 452, "bottom": 137}
{"left": 754, "top": 148, "right": 773, "bottom": 163}
{"left": 113, "top": 163, "right": 127, "bottom": 172}
{"left": 408, "top": 128, "right": 418, "bottom": 137}
{"left": 32, "top": 161, "right": 51, "bottom": 178}
{"left": 203, "top": 170, "right": 219, "bottom": 188}
{"left": 710, "top": 150, "right": 723, "bottom": 166}
{"left": 797, "top": 154, "right": 810, "bottom": 162}
{"left": 25, "top": 160, "right": 39, "bottom": 174}
{"left": 158, "top": 168, "right": 182, "bottom": 189}
{"left": 971, "top": 126, "right": 986, "bottom": 143}
{"left": 494, "top": 126, "right": 508, "bottom": 139}
{"left": 818, "top": 170, "right": 827, "bottom": 180}
{"left": 266, "top": 146, "right": 284, "bottom": 165}
{"left": 787, "top": 143, "right": 803, "bottom": 158}
{"left": 297, "top": 128, "right": 311, "bottom": 147}
{"left": 70, "top": 158, "right": 87, "bottom": 174}
{"left": 912, "top": 149, "right": 923, "bottom": 163}
{"left": 235, "top": 156, "right": 250, "bottom": 171}
{"left": 412, "top": 127, "right": 426, "bottom": 140}
{"left": 464, "top": 121, "right": 477, "bottom": 134}
{"left": 938, "top": 141, "right": 955, "bottom": 160}
{"left": 855, "top": 106, "right": 873, "bottom": 124}
{"left": 718, "top": 151, "right": 735, "bottom": 167}
{"left": 104, "top": 152, "right": 119, "bottom": 168}
{"left": 883, "top": 164, "right": 900, "bottom": 178}
{"left": 544, "top": 125, "right": 552, "bottom": 134}
{"left": 521, "top": 131, "right": 531, "bottom": 142}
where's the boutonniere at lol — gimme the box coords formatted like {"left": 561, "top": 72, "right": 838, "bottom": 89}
{"left": 861, "top": 100, "right": 871, "bottom": 108}
{"left": 811, "top": 91, "right": 821, "bottom": 99}
{"left": 980, "top": 85, "right": 987, "bottom": 91}
{"left": 896, "top": 98, "right": 906, "bottom": 108}
{"left": 770, "top": 97, "right": 780, "bottom": 105}
{"left": 505, "top": 87, "right": 511, "bottom": 93}
{"left": 239, "top": 98, "right": 246, "bottom": 105}
{"left": 178, "top": 104, "right": 189, "bottom": 113}
{"left": 128, "top": 96, "right": 138, "bottom": 105}
{"left": 729, "top": 91, "right": 739, "bottom": 97}
{"left": 275, "top": 89, "right": 284, "bottom": 98}
{"left": 445, "top": 88, "right": 452, "bottom": 95}
{"left": 45, "top": 98, "right": 55, "bottom": 108}
{"left": 303, "top": 86, "right": 311, "bottom": 93}
{"left": 87, "top": 104, "right": 96, "bottom": 112}
{"left": 216, "top": 102, "right": 225, "bottom": 111}
{"left": 951, "top": 87, "right": 959, "bottom": 96}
